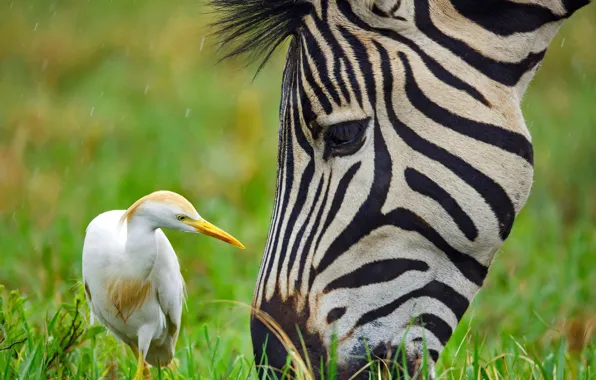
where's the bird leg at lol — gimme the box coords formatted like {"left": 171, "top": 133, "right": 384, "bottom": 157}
{"left": 133, "top": 350, "right": 147, "bottom": 380}
{"left": 132, "top": 351, "right": 151, "bottom": 380}
{"left": 134, "top": 325, "right": 155, "bottom": 380}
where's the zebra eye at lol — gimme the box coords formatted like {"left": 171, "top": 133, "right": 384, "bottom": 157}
{"left": 324, "top": 118, "right": 369, "bottom": 158}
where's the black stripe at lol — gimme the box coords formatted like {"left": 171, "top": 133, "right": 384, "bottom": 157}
{"left": 450, "top": 0, "right": 564, "bottom": 36}
{"left": 400, "top": 52, "right": 533, "bottom": 164}
{"left": 311, "top": 15, "right": 355, "bottom": 105}
{"left": 563, "top": 0, "right": 591, "bottom": 15}
{"left": 302, "top": 27, "right": 341, "bottom": 106}
{"left": 274, "top": 122, "right": 316, "bottom": 292}
{"left": 323, "top": 259, "right": 429, "bottom": 293}
{"left": 325, "top": 23, "right": 364, "bottom": 109}
{"left": 340, "top": 54, "right": 363, "bottom": 109}
{"left": 371, "top": 2, "right": 407, "bottom": 21}
{"left": 315, "top": 119, "right": 391, "bottom": 275}
{"left": 385, "top": 208, "right": 487, "bottom": 285}
{"left": 259, "top": 84, "right": 295, "bottom": 295}
{"left": 296, "top": 174, "right": 332, "bottom": 292}
{"left": 415, "top": 314, "right": 452, "bottom": 346}
{"left": 258, "top": 72, "right": 292, "bottom": 295}
{"left": 299, "top": 35, "right": 333, "bottom": 115}
{"left": 257, "top": 117, "right": 286, "bottom": 295}
{"left": 327, "top": 307, "right": 346, "bottom": 324}
{"left": 355, "top": 280, "right": 469, "bottom": 329}
{"left": 317, "top": 27, "right": 388, "bottom": 275}
{"left": 372, "top": 3, "right": 387, "bottom": 17}
{"left": 273, "top": 170, "right": 315, "bottom": 288}
{"left": 336, "top": 0, "right": 490, "bottom": 106}
{"left": 320, "top": 0, "right": 329, "bottom": 20}
{"left": 405, "top": 168, "right": 478, "bottom": 241}
{"left": 298, "top": 51, "right": 317, "bottom": 129}
{"left": 314, "top": 162, "right": 361, "bottom": 253}
{"left": 389, "top": 1, "right": 402, "bottom": 15}
{"left": 429, "top": 349, "right": 439, "bottom": 362}
{"left": 337, "top": 58, "right": 352, "bottom": 104}
{"left": 307, "top": 264, "right": 316, "bottom": 291}
{"left": 415, "top": 0, "right": 546, "bottom": 86}
{"left": 410, "top": 341, "right": 440, "bottom": 362}
{"left": 376, "top": 43, "right": 516, "bottom": 241}
{"left": 286, "top": 174, "right": 325, "bottom": 289}
{"left": 336, "top": 26, "right": 376, "bottom": 105}
{"left": 263, "top": 66, "right": 318, "bottom": 294}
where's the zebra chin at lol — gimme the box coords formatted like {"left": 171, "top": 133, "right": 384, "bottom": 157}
{"left": 251, "top": 322, "right": 440, "bottom": 380}
{"left": 250, "top": 289, "right": 445, "bottom": 380}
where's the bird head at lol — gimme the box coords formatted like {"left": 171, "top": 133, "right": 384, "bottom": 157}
{"left": 119, "top": 190, "right": 245, "bottom": 249}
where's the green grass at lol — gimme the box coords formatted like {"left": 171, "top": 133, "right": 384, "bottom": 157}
{"left": 0, "top": 1, "right": 595, "bottom": 379}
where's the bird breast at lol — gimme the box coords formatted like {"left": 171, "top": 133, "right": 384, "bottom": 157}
{"left": 106, "top": 277, "right": 153, "bottom": 323}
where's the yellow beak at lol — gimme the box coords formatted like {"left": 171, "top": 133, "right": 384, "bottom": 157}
{"left": 186, "top": 219, "right": 245, "bottom": 249}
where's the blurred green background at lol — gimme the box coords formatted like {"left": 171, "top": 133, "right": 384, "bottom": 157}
{"left": 0, "top": 1, "right": 594, "bottom": 378}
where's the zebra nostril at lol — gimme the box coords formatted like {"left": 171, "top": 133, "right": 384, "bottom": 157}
{"left": 327, "top": 307, "right": 347, "bottom": 324}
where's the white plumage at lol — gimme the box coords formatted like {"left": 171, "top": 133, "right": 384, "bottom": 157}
{"left": 81, "top": 191, "right": 244, "bottom": 378}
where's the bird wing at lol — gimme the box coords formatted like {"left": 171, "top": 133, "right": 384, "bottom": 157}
{"left": 82, "top": 210, "right": 140, "bottom": 349}
{"left": 154, "top": 229, "right": 185, "bottom": 343}
{"left": 82, "top": 210, "right": 126, "bottom": 325}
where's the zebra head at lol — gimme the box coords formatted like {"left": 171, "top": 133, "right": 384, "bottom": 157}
{"left": 212, "top": 0, "right": 591, "bottom": 377}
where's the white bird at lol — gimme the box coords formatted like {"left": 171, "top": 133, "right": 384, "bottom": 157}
{"left": 81, "top": 190, "right": 245, "bottom": 379}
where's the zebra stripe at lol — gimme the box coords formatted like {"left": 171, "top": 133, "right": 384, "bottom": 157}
{"left": 211, "top": 0, "right": 592, "bottom": 377}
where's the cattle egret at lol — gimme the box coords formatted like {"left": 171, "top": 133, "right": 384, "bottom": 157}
{"left": 81, "top": 190, "right": 245, "bottom": 379}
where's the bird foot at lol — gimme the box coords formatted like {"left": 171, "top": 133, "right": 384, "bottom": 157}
{"left": 133, "top": 352, "right": 150, "bottom": 380}
{"left": 167, "top": 358, "right": 180, "bottom": 371}
{"left": 132, "top": 365, "right": 150, "bottom": 380}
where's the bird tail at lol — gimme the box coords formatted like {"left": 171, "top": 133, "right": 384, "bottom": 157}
{"left": 145, "top": 338, "right": 176, "bottom": 367}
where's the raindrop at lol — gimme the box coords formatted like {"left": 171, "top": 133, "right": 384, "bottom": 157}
{"left": 90, "top": 106, "right": 95, "bottom": 117}
{"left": 185, "top": 108, "right": 191, "bottom": 118}
{"left": 144, "top": 84, "right": 150, "bottom": 94}
{"left": 100, "top": 92, "right": 104, "bottom": 98}
{"left": 42, "top": 59, "right": 48, "bottom": 71}
{"left": 200, "top": 37, "right": 205, "bottom": 51}
{"left": 34, "top": 22, "right": 38, "bottom": 31}
{"left": 561, "top": 38, "right": 565, "bottom": 48}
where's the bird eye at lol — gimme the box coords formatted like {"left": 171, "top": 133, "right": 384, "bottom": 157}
{"left": 177, "top": 215, "right": 187, "bottom": 221}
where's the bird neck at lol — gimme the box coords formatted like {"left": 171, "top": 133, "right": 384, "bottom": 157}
{"left": 123, "top": 214, "right": 159, "bottom": 275}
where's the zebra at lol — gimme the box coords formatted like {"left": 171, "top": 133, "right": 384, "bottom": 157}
{"left": 210, "top": 0, "right": 592, "bottom": 378}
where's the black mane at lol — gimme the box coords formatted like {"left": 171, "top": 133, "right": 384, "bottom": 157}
{"left": 208, "top": 0, "right": 313, "bottom": 75}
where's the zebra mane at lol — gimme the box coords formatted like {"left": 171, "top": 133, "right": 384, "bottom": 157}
{"left": 208, "top": 0, "right": 313, "bottom": 75}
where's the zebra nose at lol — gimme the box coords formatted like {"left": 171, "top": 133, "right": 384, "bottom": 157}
{"left": 340, "top": 341, "right": 437, "bottom": 379}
